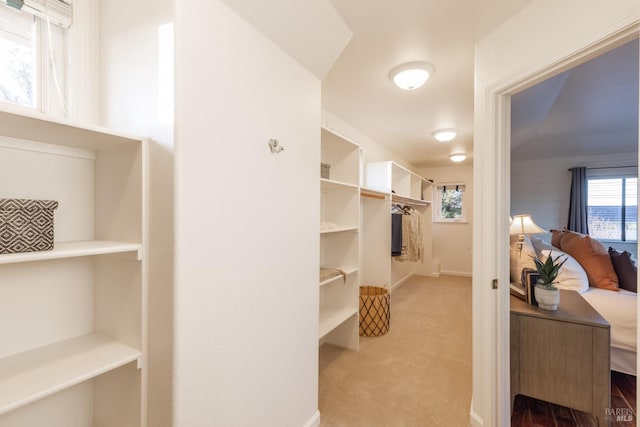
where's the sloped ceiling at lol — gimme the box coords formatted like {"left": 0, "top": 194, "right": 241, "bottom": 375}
{"left": 511, "top": 39, "right": 639, "bottom": 160}
{"left": 220, "top": 0, "right": 352, "bottom": 80}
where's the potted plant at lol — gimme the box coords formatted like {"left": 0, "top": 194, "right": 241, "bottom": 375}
{"left": 532, "top": 252, "right": 567, "bottom": 310}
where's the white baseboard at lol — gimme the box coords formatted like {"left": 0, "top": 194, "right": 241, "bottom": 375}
{"left": 469, "top": 398, "right": 484, "bottom": 426}
{"left": 390, "top": 272, "right": 414, "bottom": 292}
{"left": 302, "top": 410, "right": 321, "bottom": 427}
{"left": 440, "top": 270, "right": 472, "bottom": 278}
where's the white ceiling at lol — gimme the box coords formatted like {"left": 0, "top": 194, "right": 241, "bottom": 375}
{"left": 511, "top": 38, "right": 639, "bottom": 160}
{"left": 322, "top": 0, "right": 533, "bottom": 166}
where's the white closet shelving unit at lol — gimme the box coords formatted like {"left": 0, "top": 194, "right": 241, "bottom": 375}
{"left": 319, "top": 127, "right": 360, "bottom": 350}
{"left": 362, "top": 161, "right": 432, "bottom": 291}
{"left": 0, "top": 105, "right": 147, "bottom": 427}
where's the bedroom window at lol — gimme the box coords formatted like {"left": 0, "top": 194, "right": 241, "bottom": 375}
{"left": 0, "top": 2, "right": 69, "bottom": 116}
{"left": 435, "top": 183, "right": 466, "bottom": 222}
{"left": 587, "top": 176, "right": 637, "bottom": 242}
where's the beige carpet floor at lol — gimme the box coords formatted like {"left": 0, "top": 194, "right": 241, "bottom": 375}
{"left": 319, "top": 275, "right": 472, "bottom": 427}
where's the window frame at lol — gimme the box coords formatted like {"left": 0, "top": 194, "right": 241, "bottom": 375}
{"left": 586, "top": 167, "right": 638, "bottom": 243}
{"left": 434, "top": 182, "right": 468, "bottom": 223}
{"left": 0, "top": 4, "right": 67, "bottom": 116}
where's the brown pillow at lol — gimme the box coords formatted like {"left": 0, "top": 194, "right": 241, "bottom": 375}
{"left": 609, "top": 247, "right": 637, "bottom": 293}
{"left": 557, "top": 229, "right": 585, "bottom": 250}
{"left": 561, "top": 232, "right": 619, "bottom": 291}
{"left": 550, "top": 228, "right": 567, "bottom": 248}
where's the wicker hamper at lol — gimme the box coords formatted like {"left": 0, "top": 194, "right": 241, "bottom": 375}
{"left": 359, "top": 285, "right": 390, "bottom": 337}
{"left": 0, "top": 199, "right": 58, "bottom": 254}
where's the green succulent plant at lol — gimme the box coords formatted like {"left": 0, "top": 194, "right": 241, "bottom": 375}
{"left": 532, "top": 253, "right": 567, "bottom": 290}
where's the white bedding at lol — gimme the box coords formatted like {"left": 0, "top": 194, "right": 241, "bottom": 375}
{"left": 581, "top": 288, "right": 637, "bottom": 353}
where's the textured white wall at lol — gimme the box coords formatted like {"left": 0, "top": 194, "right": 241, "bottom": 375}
{"left": 474, "top": 0, "right": 640, "bottom": 425}
{"left": 174, "top": 1, "right": 320, "bottom": 426}
{"left": 418, "top": 164, "right": 473, "bottom": 276}
{"left": 99, "top": 1, "right": 175, "bottom": 425}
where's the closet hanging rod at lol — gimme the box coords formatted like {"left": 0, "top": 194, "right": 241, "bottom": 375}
{"left": 360, "top": 191, "right": 386, "bottom": 200}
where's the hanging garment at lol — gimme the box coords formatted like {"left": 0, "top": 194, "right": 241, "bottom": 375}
{"left": 396, "top": 210, "right": 423, "bottom": 262}
{"left": 391, "top": 213, "right": 403, "bottom": 256}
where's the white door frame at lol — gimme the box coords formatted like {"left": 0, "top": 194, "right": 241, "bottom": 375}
{"left": 471, "top": 9, "right": 640, "bottom": 426}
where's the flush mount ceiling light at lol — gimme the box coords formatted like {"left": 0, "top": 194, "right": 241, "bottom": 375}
{"left": 389, "top": 61, "right": 435, "bottom": 90}
{"left": 449, "top": 153, "right": 466, "bottom": 163}
{"left": 431, "top": 128, "right": 457, "bottom": 142}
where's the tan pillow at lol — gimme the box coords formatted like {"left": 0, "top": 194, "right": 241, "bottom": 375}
{"left": 561, "top": 231, "right": 619, "bottom": 291}
{"left": 550, "top": 228, "right": 567, "bottom": 249}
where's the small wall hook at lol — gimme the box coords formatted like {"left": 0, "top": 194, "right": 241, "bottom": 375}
{"left": 268, "top": 139, "right": 284, "bottom": 154}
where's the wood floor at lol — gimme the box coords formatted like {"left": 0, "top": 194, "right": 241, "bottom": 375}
{"left": 511, "top": 370, "right": 637, "bottom": 426}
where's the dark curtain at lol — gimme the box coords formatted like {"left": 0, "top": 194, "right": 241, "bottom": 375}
{"left": 567, "top": 167, "right": 589, "bottom": 234}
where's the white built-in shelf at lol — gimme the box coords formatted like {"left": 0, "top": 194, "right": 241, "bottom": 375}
{"left": 0, "top": 103, "right": 142, "bottom": 150}
{"left": 0, "top": 241, "right": 142, "bottom": 265}
{"left": 321, "top": 178, "right": 359, "bottom": 190}
{"left": 319, "top": 124, "right": 360, "bottom": 350}
{"left": 365, "top": 161, "right": 433, "bottom": 202}
{"left": 320, "top": 226, "right": 358, "bottom": 234}
{"left": 318, "top": 307, "right": 358, "bottom": 340}
{"left": 391, "top": 194, "right": 431, "bottom": 206}
{"left": 0, "top": 333, "right": 141, "bottom": 416}
{"left": 319, "top": 266, "right": 359, "bottom": 287}
{"left": 0, "top": 105, "right": 146, "bottom": 425}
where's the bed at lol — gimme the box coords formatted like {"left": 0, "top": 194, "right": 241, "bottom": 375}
{"left": 511, "top": 232, "right": 637, "bottom": 375}
{"left": 581, "top": 287, "right": 637, "bottom": 375}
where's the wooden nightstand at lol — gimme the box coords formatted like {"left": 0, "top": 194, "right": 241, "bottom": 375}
{"left": 511, "top": 290, "right": 611, "bottom": 426}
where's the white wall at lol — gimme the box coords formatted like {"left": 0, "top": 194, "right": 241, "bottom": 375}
{"left": 418, "top": 164, "right": 473, "bottom": 276}
{"left": 98, "top": 1, "right": 175, "bottom": 426}
{"left": 473, "top": 1, "right": 640, "bottom": 426}
{"left": 174, "top": 1, "right": 320, "bottom": 426}
{"left": 511, "top": 152, "right": 637, "bottom": 256}
{"left": 322, "top": 110, "right": 414, "bottom": 171}
{"left": 66, "top": 0, "right": 100, "bottom": 124}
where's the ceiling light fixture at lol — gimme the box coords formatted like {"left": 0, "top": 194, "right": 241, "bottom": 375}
{"left": 449, "top": 153, "right": 466, "bottom": 163}
{"left": 389, "top": 61, "right": 435, "bottom": 90}
{"left": 432, "top": 128, "right": 457, "bottom": 142}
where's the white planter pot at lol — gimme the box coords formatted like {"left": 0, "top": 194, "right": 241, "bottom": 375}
{"left": 534, "top": 286, "right": 560, "bottom": 310}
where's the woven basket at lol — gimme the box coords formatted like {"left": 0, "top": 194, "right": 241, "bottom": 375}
{"left": 359, "top": 286, "right": 390, "bottom": 337}
{"left": 0, "top": 199, "right": 58, "bottom": 254}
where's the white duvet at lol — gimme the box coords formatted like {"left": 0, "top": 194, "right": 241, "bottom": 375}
{"left": 581, "top": 288, "right": 637, "bottom": 353}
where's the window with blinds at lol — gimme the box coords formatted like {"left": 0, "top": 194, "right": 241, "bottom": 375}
{"left": 6, "top": 0, "right": 72, "bottom": 28}
{"left": 0, "top": 1, "right": 69, "bottom": 114}
{"left": 587, "top": 175, "right": 637, "bottom": 242}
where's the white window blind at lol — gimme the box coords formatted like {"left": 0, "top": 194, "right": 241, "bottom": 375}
{"left": 0, "top": 4, "right": 33, "bottom": 46}
{"left": 5, "top": 0, "right": 72, "bottom": 28}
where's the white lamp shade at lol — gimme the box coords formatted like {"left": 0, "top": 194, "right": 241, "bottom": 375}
{"left": 509, "top": 214, "right": 545, "bottom": 235}
{"left": 389, "top": 62, "right": 435, "bottom": 90}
